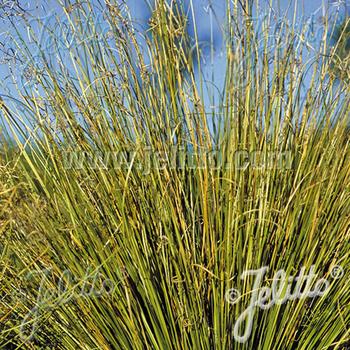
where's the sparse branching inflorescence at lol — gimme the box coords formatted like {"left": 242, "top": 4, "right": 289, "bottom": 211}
{"left": 0, "top": 1, "right": 27, "bottom": 68}
{"left": 0, "top": 0, "right": 25, "bottom": 19}
{"left": 0, "top": 1, "right": 349, "bottom": 349}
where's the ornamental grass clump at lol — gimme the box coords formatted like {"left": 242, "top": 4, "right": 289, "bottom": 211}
{"left": 0, "top": 0, "right": 349, "bottom": 349}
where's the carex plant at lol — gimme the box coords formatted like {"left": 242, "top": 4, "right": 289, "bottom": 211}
{"left": 0, "top": 0, "right": 349, "bottom": 349}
